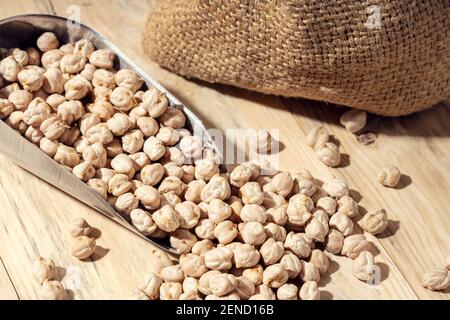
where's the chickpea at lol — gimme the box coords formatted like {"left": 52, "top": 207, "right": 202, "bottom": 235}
{"left": 239, "top": 182, "right": 263, "bottom": 205}
{"left": 92, "top": 68, "right": 116, "bottom": 89}
{"left": 64, "top": 75, "right": 91, "bottom": 100}
{"left": 171, "top": 229, "right": 198, "bottom": 254}
{"left": 191, "top": 239, "right": 215, "bottom": 256}
{"left": 46, "top": 94, "right": 66, "bottom": 110}
{"left": 23, "top": 97, "right": 52, "bottom": 126}
{"left": 140, "top": 163, "right": 164, "bottom": 186}
{"left": 152, "top": 205, "right": 180, "bottom": 232}
{"left": 201, "top": 175, "right": 231, "bottom": 203}
{"left": 34, "top": 87, "right": 50, "bottom": 100}
{"left": 279, "top": 251, "right": 302, "bottom": 279}
{"left": 337, "top": 195, "right": 359, "bottom": 218}
{"left": 204, "top": 246, "right": 233, "bottom": 271}
{"left": 316, "top": 142, "right": 341, "bottom": 167}
{"left": 115, "top": 192, "right": 139, "bottom": 214}
{"left": 0, "top": 83, "right": 20, "bottom": 99}
{"left": 41, "top": 67, "right": 64, "bottom": 94}
{"left": 136, "top": 116, "right": 159, "bottom": 137}
{"left": 209, "top": 273, "right": 237, "bottom": 296}
{"left": 71, "top": 235, "right": 96, "bottom": 259}
{"left": 130, "top": 208, "right": 158, "bottom": 235}
{"left": 422, "top": 268, "right": 450, "bottom": 291}
{"left": 309, "top": 249, "right": 329, "bottom": 275}
{"left": 173, "top": 201, "right": 200, "bottom": 229}
{"left": 80, "top": 63, "right": 96, "bottom": 81}
{"left": 180, "top": 253, "right": 208, "bottom": 278}
{"left": 228, "top": 196, "right": 243, "bottom": 222}
{"left": 324, "top": 229, "right": 344, "bottom": 254}
{"left": 156, "top": 126, "right": 179, "bottom": 146}
{"left": 277, "top": 283, "right": 298, "bottom": 300}
{"left": 378, "top": 165, "right": 401, "bottom": 187}
{"left": 299, "top": 261, "right": 320, "bottom": 283}
{"left": 352, "top": 251, "right": 375, "bottom": 281}
{"left": 89, "top": 49, "right": 115, "bottom": 69}
{"left": 5, "top": 111, "right": 27, "bottom": 133}
{"left": 26, "top": 47, "right": 41, "bottom": 65}
{"left": 142, "top": 87, "right": 168, "bottom": 118}
{"left": 214, "top": 220, "right": 238, "bottom": 244}
{"left": 229, "top": 163, "right": 253, "bottom": 187}
{"left": 198, "top": 270, "right": 222, "bottom": 295}
{"left": 132, "top": 185, "right": 159, "bottom": 210}
{"left": 73, "top": 39, "right": 95, "bottom": 58}
{"left": 87, "top": 178, "right": 108, "bottom": 199}
{"left": 178, "top": 136, "right": 202, "bottom": 160}
{"left": 229, "top": 243, "right": 259, "bottom": 269}
{"left": 242, "top": 264, "right": 264, "bottom": 286}
{"left": 24, "top": 126, "right": 44, "bottom": 144}
{"left": 164, "top": 146, "right": 185, "bottom": 166}
{"left": 36, "top": 32, "right": 59, "bottom": 52}
{"left": 158, "top": 107, "right": 186, "bottom": 129}
{"left": 194, "top": 158, "right": 218, "bottom": 181}
{"left": 122, "top": 129, "right": 144, "bottom": 154}
{"left": 292, "top": 177, "right": 317, "bottom": 197}
{"left": 316, "top": 196, "right": 336, "bottom": 215}
{"left": 160, "top": 265, "right": 185, "bottom": 283}
{"left": 159, "top": 282, "right": 182, "bottom": 300}
{"left": 241, "top": 222, "right": 266, "bottom": 245}
{"left": 286, "top": 203, "right": 312, "bottom": 229}
{"left": 195, "top": 218, "right": 216, "bottom": 240}
{"left": 56, "top": 100, "right": 83, "bottom": 125}
{"left": 54, "top": 145, "right": 80, "bottom": 167}
{"left": 262, "top": 191, "right": 286, "bottom": 209}
{"left": 110, "top": 87, "right": 136, "bottom": 112}
{"left": 329, "top": 212, "right": 354, "bottom": 236}
{"left": 0, "top": 56, "right": 21, "bottom": 82}
{"left": 264, "top": 223, "right": 286, "bottom": 242}
{"left": 60, "top": 54, "right": 86, "bottom": 74}
{"left": 8, "top": 89, "right": 33, "bottom": 110}
{"left": 128, "top": 105, "right": 147, "bottom": 124}
{"left": 305, "top": 212, "right": 329, "bottom": 242}
{"left": 0, "top": 98, "right": 13, "bottom": 119}
{"left": 163, "top": 162, "right": 183, "bottom": 179}
{"left": 263, "top": 172, "right": 293, "bottom": 197}
{"left": 85, "top": 123, "right": 114, "bottom": 145}
{"left": 88, "top": 99, "right": 115, "bottom": 121}
{"left": 340, "top": 109, "right": 367, "bottom": 133}
{"left": 262, "top": 264, "right": 288, "bottom": 288}
{"left": 33, "top": 256, "right": 56, "bottom": 284}
{"left": 78, "top": 114, "right": 99, "bottom": 136}
{"left": 109, "top": 154, "right": 134, "bottom": 177}
{"left": 39, "top": 115, "right": 65, "bottom": 140}
{"left": 41, "top": 280, "right": 66, "bottom": 300}
{"left": 143, "top": 136, "right": 165, "bottom": 161}
{"left": 10, "top": 48, "right": 28, "bottom": 66}
{"left": 266, "top": 206, "right": 288, "bottom": 226}
{"left": 299, "top": 281, "right": 320, "bottom": 300}
{"left": 67, "top": 217, "right": 92, "bottom": 238}
{"left": 284, "top": 231, "right": 311, "bottom": 258}
{"left": 361, "top": 209, "right": 389, "bottom": 235}
{"left": 96, "top": 168, "right": 115, "bottom": 184}
{"left": 38, "top": 137, "right": 58, "bottom": 157}
{"left": 341, "top": 234, "right": 372, "bottom": 259}
{"left": 138, "top": 272, "right": 162, "bottom": 299}
{"left": 114, "top": 69, "right": 143, "bottom": 93}
{"left": 260, "top": 238, "right": 284, "bottom": 265}
{"left": 322, "top": 178, "right": 349, "bottom": 198}
{"left": 183, "top": 276, "right": 200, "bottom": 294}
{"left": 73, "top": 161, "right": 96, "bottom": 182}
{"left": 41, "top": 49, "right": 64, "bottom": 68}
{"left": 157, "top": 176, "right": 184, "bottom": 195}
{"left": 306, "top": 126, "right": 329, "bottom": 149}
{"left": 240, "top": 204, "right": 267, "bottom": 223}
{"left": 108, "top": 173, "right": 132, "bottom": 196}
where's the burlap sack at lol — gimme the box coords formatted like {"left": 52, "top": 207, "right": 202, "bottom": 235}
{"left": 142, "top": 0, "right": 450, "bottom": 116}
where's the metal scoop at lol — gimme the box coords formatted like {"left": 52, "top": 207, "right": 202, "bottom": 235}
{"left": 0, "top": 14, "right": 219, "bottom": 257}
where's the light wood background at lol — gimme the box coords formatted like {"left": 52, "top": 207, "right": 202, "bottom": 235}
{"left": 0, "top": 0, "right": 448, "bottom": 300}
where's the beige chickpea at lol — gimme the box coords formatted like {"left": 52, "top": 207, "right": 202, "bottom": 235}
{"left": 230, "top": 163, "right": 254, "bottom": 188}
{"left": 232, "top": 243, "right": 260, "bottom": 269}
{"left": 194, "top": 158, "right": 219, "bottom": 182}
{"left": 263, "top": 172, "right": 293, "bottom": 197}
{"left": 110, "top": 87, "right": 136, "bottom": 112}
{"left": 240, "top": 204, "right": 267, "bottom": 223}
{"left": 41, "top": 280, "right": 66, "bottom": 300}
{"left": 239, "top": 182, "right": 264, "bottom": 205}
{"left": 41, "top": 49, "right": 64, "bottom": 68}
{"left": 329, "top": 212, "right": 354, "bottom": 236}
{"left": 170, "top": 229, "right": 198, "bottom": 254}
{"left": 183, "top": 276, "right": 199, "bottom": 294}
{"left": 56, "top": 42, "right": 73, "bottom": 53}
{"left": 209, "top": 273, "right": 237, "bottom": 296}
{"left": 195, "top": 218, "right": 216, "bottom": 240}
{"left": 57, "top": 100, "right": 84, "bottom": 125}
{"left": 299, "top": 261, "right": 320, "bottom": 283}
{"left": 73, "top": 39, "right": 95, "bottom": 58}
{"left": 158, "top": 176, "right": 184, "bottom": 195}
{"left": 11, "top": 48, "right": 28, "bottom": 66}
{"left": 37, "top": 32, "right": 59, "bottom": 52}
{"left": 0, "top": 56, "right": 21, "bottom": 82}
{"left": 201, "top": 175, "right": 231, "bottom": 203}
{"left": 292, "top": 177, "right": 317, "bottom": 197}
{"left": 142, "top": 87, "right": 168, "bottom": 118}
{"left": 106, "top": 113, "right": 132, "bottom": 136}
{"left": 207, "top": 199, "right": 233, "bottom": 223}
{"left": 164, "top": 162, "right": 183, "bottom": 178}
{"left": 353, "top": 251, "right": 375, "bottom": 281}
{"left": 115, "top": 192, "right": 139, "bottom": 214}
{"left": 264, "top": 223, "right": 286, "bottom": 242}
{"left": 280, "top": 251, "right": 302, "bottom": 279}
{"left": 0, "top": 98, "right": 13, "bottom": 119}
{"left": 64, "top": 75, "right": 91, "bottom": 100}
{"left": 241, "top": 222, "right": 266, "bottom": 245}
{"left": 131, "top": 179, "right": 144, "bottom": 193}
{"left": 322, "top": 178, "right": 349, "bottom": 198}
{"left": 340, "top": 109, "right": 367, "bottom": 133}
{"left": 286, "top": 202, "right": 312, "bottom": 229}
{"left": 82, "top": 142, "right": 107, "bottom": 169}
{"left": 249, "top": 284, "right": 276, "bottom": 300}
{"left": 260, "top": 238, "right": 284, "bottom": 265}
{"left": 8, "top": 89, "right": 33, "bottom": 110}
{"left": 305, "top": 212, "right": 329, "bottom": 242}
{"left": 129, "top": 152, "right": 150, "bottom": 171}
{"left": 88, "top": 99, "right": 115, "bottom": 121}
{"left": 68, "top": 217, "right": 92, "bottom": 238}
{"left": 152, "top": 205, "right": 180, "bottom": 232}
{"left": 377, "top": 165, "right": 401, "bottom": 187}
{"left": 23, "top": 97, "right": 52, "bottom": 126}
{"left": 360, "top": 209, "right": 389, "bottom": 235}
{"left": 133, "top": 185, "right": 160, "bottom": 210}
{"left": 33, "top": 256, "right": 56, "bottom": 284}
{"left": 42, "top": 67, "right": 64, "bottom": 94}
{"left": 164, "top": 146, "right": 185, "bottom": 166}
{"left": 277, "top": 283, "right": 298, "bottom": 300}
{"left": 138, "top": 272, "right": 162, "bottom": 299}
{"left": 110, "top": 154, "right": 135, "bottom": 178}
{"left": 104, "top": 139, "right": 123, "bottom": 158}
{"left": 324, "top": 229, "right": 344, "bottom": 254}
{"left": 316, "top": 196, "right": 337, "bottom": 215}
{"left": 114, "top": 69, "right": 143, "bottom": 93}
{"left": 158, "top": 106, "right": 188, "bottom": 131}
{"left": 198, "top": 270, "right": 222, "bottom": 295}
{"left": 73, "top": 161, "right": 96, "bottom": 182}
{"left": 143, "top": 136, "right": 165, "bottom": 161}
{"left": 85, "top": 123, "right": 114, "bottom": 145}
{"left": 242, "top": 264, "right": 264, "bottom": 286}
{"left": 306, "top": 126, "right": 329, "bottom": 149}
{"left": 266, "top": 206, "right": 288, "bottom": 226}
{"left": 249, "top": 129, "right": 273, "bottom": 154}
{"left": 175, "top": 201, "right": 201, "bottom": 229}
{"left": 157, "top": 126, "right": 180, "bottom": 146}
{"left": 309, "top": 249, "right": 329, "bottom": 275}
{"left": 159, "top": 282, "right": 182, "bottom": 300}
{"left": 316, "top": 142, "right": 341, "bottom": 167}
{"left": 0, "top": 83, "right": 20, "bottom": 99}
{"left": 96, "top": 168, "right": 116, "bottom": 184}
{"left": 422, "top": 268, "right": 450, "bottom": 291}
{"left": 262, "top": 264, "right": 288, "bottom": 288}
{"left": 46, "top": 94, "right": 66, "bottom": 110}
{"left": 26, "top": 47, "right": 40, "bottom": 65}
{"left": 233, "top": 276, "right": 255, "bottom": 300}
{"left": 299, "top": 281, "right": 320, "bottom": 300}
{"left": 60, "top": 126, "right": 81, "bottom": 146}
{"left": 24, "top": 126, "right": 44, "bottom": 144}
{"left": 87, "top": 178, "right": 108, "bottom": 200}
{"left": 39, "top": 137, "right": 58, "bottom": 157}
{"left": 262, "top": 191, "right": 286, "bottom": 209}
{"left": 6, "top": 111, "right": 28, "bottom": 133}
{"left": 71, "top": 235, "right": 96, "bottom": 259}
{"left": 284, "top": 232, "right": 311, "bottom": 258}
{"left": 160, "top": 265, "right": 185, "bottom": 283}
{"left": 40, "top": 115, "right": 65, "bottom": 140}
{"left": 134, "top": 90, "right": 145, "bottom": 103}
{"left": 191, "top": 239, "right": 215, "bottom": 256}
{"left": 179, "top": 135, "right": 203, "bottom": 159}
{"left": 337, "top": 195, "right": 359, "bottom": 218}
{"left": 93, "top": 85, "right": 112, "bottom": 100}
{"left": 92, "top": 68, "right": 116, "bottom": 89}
{"left": 79, "top": 113, "right": 100, "bottom": 136}
{"left": 140, "top": 163, "right": 164, "bottom": 186}
{"left": 180, "top": 254, "right": 208, "bottom": 278}
{"left": 122, "top": 129, "right": 144, "bottom": 154}
{"left": 214, "top": 220, "right": 238, "bottom": 244}
{"left": 108, "top": 173, "right": 132, "bottom": 196}
{"left": 136, "top": 116, "right": 159, "bottom": 137}
{"left": 204, "top": 246, "right": 233, "bottom": 271}
{"left": 80, "top": 63, "right": 96, "bottom": 81}
{"left": 54, "top": 145, "right": 80, "bottom": 167}
{"left": 89, "top": 49, "right": 115, "bottom": 69}
{"left": 341, "top": 234, "right": 372, "bottom": 259}
{"left": 128, "top": 105, "right": 147, "bottom": 124}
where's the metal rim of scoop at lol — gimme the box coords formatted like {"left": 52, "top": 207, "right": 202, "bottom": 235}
{"left": 0, "top": 14, "right": 224, "bottom": 257}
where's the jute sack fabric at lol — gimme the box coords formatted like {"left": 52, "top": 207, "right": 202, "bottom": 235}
{"left": 142, "top": 0, "right": 450, "bottom": 116}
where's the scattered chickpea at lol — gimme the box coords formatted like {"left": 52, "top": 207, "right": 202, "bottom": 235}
{"left": 32, "top": 257, "right": 56, "bottom": 284}
{"left": 41, "top": 280, "right": 66, "bottom": 300}
{"left": 360, "top": 209, "right": 389, "bottom": 235}
{"left": 377, "top": 165, "right": 401, "bottom": 187}
{"left": 299, "top": 281, "right": 320, "bottom": 300}
{"left": 277, "top": 283, "right": 298, "bottom": 300}
{"left": 70, "top": 235, "right": 96, "bottom": 260}
{"left": 37, "top": 32, "right": 59, "bottom": 52}
{"left": 352, "top": 251, "right": 375, "bottom": 281}
{"left": 339, "top": 109, "right": 367, "bottom": 133}
{"left": 68, "top": 217, "right": 92, "bottom": 238}
{"left": 341, "top": 234, "right": 372, "bottom": 259}
{"left": 316, "top": 142, "right": 341, "bottom": 167}
{"left": 306, "top": 126, "right": 329, "bottom": 150}
{"left": 422, "top": 268, "right": 450, "bottom": 291}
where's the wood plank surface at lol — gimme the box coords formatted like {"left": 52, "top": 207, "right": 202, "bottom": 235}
{"left": 0, "top": 0, "right": 448, "bottom": 300}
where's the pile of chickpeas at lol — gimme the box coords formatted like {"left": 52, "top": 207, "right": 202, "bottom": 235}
{"left": 0, "top": 32, "right": 392, "bottom": 300}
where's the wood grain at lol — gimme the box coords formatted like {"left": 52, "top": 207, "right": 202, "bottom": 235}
{"left": 0, "top": 257, "right": 19, "bottom": 300}
{"left": 0, "top": 0, "right": 448, "bottom": 300}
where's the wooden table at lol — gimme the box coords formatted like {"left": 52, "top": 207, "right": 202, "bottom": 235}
{"left": 0, "top": 0, "right": 448, "bottom": 300}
